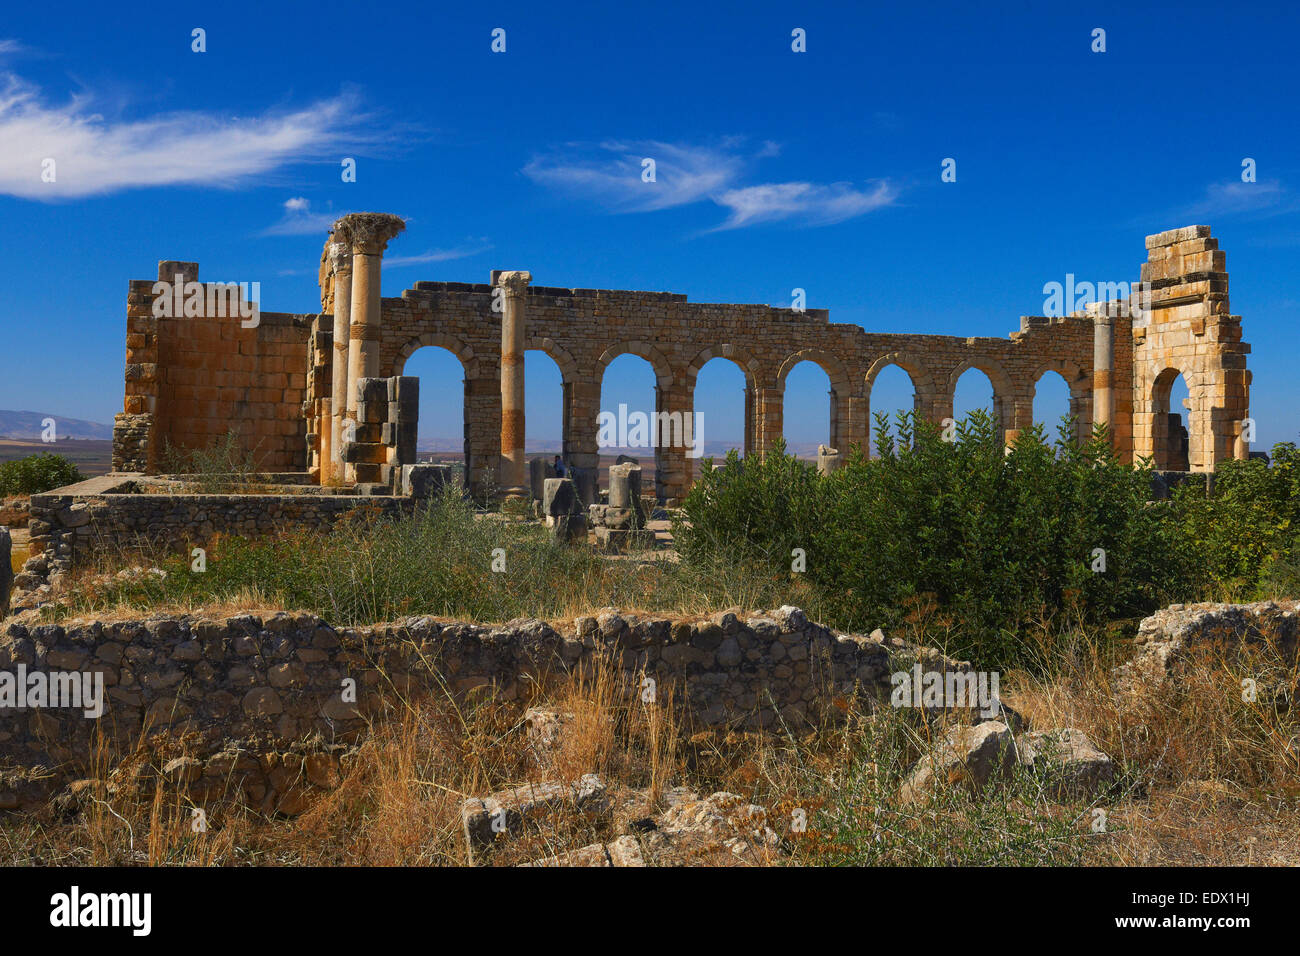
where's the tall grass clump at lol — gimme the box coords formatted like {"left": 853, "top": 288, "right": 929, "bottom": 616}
{"left": 47, "top": 487, "right": 814, "bottom": 626}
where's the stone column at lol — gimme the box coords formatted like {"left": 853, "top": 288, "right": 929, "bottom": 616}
{"left": 655, "top": 381, "right": 692, "bottom": 503}
{"left": 1092, "top": 313, "right": 1115, "bottom": 441}
{"left": 327, "top": 240, "right": 353, "bottom": 483}
{"left": 1005, "top": 393, "right": 1034, "bottom": 449}
{"left": 494, "top": 270, "right": 532, "bottom": 498}
{"left": 755, "top": 386, "right": 783, "bottom": 456}
{"left": 333, "top": 214, "right": 405, "bottom": 481}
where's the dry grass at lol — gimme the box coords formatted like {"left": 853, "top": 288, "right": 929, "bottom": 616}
{"left": 2, "top": 609, "right": 1297, "bottom": 867}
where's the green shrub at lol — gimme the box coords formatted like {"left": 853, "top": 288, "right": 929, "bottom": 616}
{"left": 677, "top": 412, "right": 1195, "bottom": 668}
{"left": 0, "top": 453, "right": 83, "bottom": 496}
{"left": 1172, "top": 442, "right": 1300, "bottom": 598}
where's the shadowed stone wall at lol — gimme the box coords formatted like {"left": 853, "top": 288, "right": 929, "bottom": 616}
{"left": 0, "top": 606, "right": 951, "bottom": 813}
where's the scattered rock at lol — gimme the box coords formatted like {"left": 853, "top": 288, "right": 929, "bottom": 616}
{"left": 1019, "top": 728, "right": 1115, "bottom": 800}
{"left": 1116, "top": 600, "right": 1299, "bottom": 698}
{"left": 900, "top": 720, "right": 1019, "bottom": 803}
{"left": 519, "top": 834, "right": 645, "bottom": 868}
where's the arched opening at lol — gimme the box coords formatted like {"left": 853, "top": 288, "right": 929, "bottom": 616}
{"left": 599, "top": 352, "right": 661, "bottom": 492}
{"left": 953, "top": 367, "right": 995, "bottom": 424}
{"left": 1033, "top": 369, "right": 1073, "bottom": 442}
{"left": 524, "top": 350, "right": 565, "bottom": 463}
{"left": 782, "top": 360, "right": 832, "bottom": 459}
{"left": 692, "top": 357, "right": 748, "bottom": 459}
{"left": 1152, "top": 368, "right": 1191, "bottom": 471}
{"left": 398, "top": 345, "right": 467, "bottom": 469}
{"left": 868, "top": 364, "right": 917, "bottom": 456}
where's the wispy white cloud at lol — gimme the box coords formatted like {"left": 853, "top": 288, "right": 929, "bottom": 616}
{"left": 0, "top": 72, "right": 374, "bottom": 200}
{"left": 386, "top": 242, "right": 493, "bottom": 267}
{"left": 712, "top": 179, "right": 897, "bottom": 230}
{"left": 522, "top": 138, "right": 897, "bottom": 230}
{"left": 1179, "top": 179, "right": 1289, "bottom": 219}
{"left": 0, "top": 39, "right": 27, "bottom": 56}
{"left": 524, "top": 140, "right": 744, "bottom": 213}
{"left": 260, "top": 196, "right": 344, "bottom": 236}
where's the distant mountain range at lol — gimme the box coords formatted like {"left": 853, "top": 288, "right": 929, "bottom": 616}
{"left": 0, "top": 410, "right": 114, "bottom": 441}
{"left": 0, "top": 412, "right": 823, "bottom": 458}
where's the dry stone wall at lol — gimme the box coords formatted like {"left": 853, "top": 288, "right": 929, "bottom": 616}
{"left": 18, "top": 477, "right": 412, "bottom": 593}
{"left": 0, "top": 606, "right": 958, "bottom": 812}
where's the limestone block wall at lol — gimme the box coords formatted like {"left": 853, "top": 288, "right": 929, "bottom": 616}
{"left": 119, "top": 226, "right": 1250, "bottom": 499}
{"left": 1130, "top": 227, "right": 1250, "bottom": 471}
{"left": 370, "top": 282, "right": 1102, "bottom": 500}
{"left": 0, "top": 606, "right": 951, "bottom": 811}
{"left": 112, "top": 261, "right": 315, "bottom": 475}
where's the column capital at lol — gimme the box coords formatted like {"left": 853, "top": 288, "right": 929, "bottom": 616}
{"left": 492, "top": 270, "right": 533, "bottom": 296}
{"left": 331, "top": 212, "right": 406, "bottom": 256}
{"left": 328, "top": 242, "right": 353, "bottom": 276}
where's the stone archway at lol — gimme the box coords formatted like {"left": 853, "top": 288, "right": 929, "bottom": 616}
{"left": 775, "top": 348, "right": 860, "bottom": 454}
{"left": 685, "top": 344, "right": 759, "bottom": 457}
{"left": 1150, "top": 367, "right": 1194, "bottom": 471}
{"left": 865, "top": 350, "right": 940, "bottom": 441}
{"left": 525, "top": 336, "right": 579, "bottom": 463}
{"left": 944, "top": 357, "right": 1015, "bottom": 436}
{"left": 1029, "top": 358, "right": 1091, "bottom": 443}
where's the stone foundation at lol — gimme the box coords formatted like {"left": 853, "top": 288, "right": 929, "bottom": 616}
{"left": 0, "top": 606, "right": 962, "bottom": 812}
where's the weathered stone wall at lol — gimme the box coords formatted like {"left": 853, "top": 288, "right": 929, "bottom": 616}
{"left": 117, "top": 226, "right": 1251, "bottom": 501}
{"left": 373, "top": 284, "right": 1102, "bottom": 500}
{"left": 1131, "top": 227, "right": 1251, "bottom": 471}
{"left": 114, "top": 261, "right": 314, "bottom": 474}
{"left": 21, "top": 477, "right": 412, "bottom": 585}
{"left": 0, "top": 606, "right": 943, "bottom": 812}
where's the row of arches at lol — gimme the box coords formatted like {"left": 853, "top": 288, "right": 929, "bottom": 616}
{"left": 399, "top": 347, "right": 1169, "bottom": 463}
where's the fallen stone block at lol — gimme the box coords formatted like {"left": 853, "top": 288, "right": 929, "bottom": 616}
{"left": 461, "top": 774, "right": 608, "bottom": 864}
{"left": 1018, "top": 728, "right": 1115, "bottom": 800}
{"left": 518, "top": 834, "right": 645, "bottom": 868}
{"left": 402, "top": 463, "right": 453, "bottom": 499}
{"left": 523, "top": 707, "right": 571, "bottom": 765}
{"left": 542, "top": 477, "right": 578, "bottom": 518}
{"left": 899, "top": 720, "right": 1019, "bottom": 803}
{"left": 647, "top": 791, "right": 780, "bottom": 865}
{"left": 1115, "top": 600, "right": 1300, "bottom": 700}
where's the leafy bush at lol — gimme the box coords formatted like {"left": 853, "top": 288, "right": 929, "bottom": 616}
{"left": 0, "top": 453, "right": 83, "bottom": 496}
{"left": 678, "top": 412, "right": 1195, "bottom": 667}
{"left": 1172, "top": 442, "right": 1300, "bottom": 597}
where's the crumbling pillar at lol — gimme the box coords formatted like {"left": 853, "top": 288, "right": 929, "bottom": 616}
{"left": 334, "top": 213, "right": 405, "bottom": 481}
{"left": 817, "top": 444, "right": 841, "bottom": 475}
{"left": 327, "top": 241, "right": 353, "bottom": 482}
{"left": 1093, "top": 313, "right": 1115, "bottom": 443}
{"left": 494, "top": 270, "right": 532, "bottom": 499}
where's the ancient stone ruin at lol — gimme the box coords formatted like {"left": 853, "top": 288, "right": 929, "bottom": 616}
{"left": 110, "top": 217, "right": 1249, "bottom": 506}
{"left": 6, "top": 220, "right": 1254, "bottom": 606}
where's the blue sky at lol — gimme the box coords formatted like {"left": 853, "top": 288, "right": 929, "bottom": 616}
{"left": 1, "top": 0, "right": 1297, "bottom": 452}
